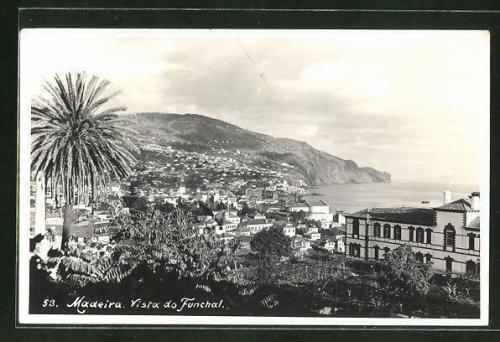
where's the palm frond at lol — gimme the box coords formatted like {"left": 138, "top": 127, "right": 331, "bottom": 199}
{"left": 31, "top": 72, "right": 138, "bottom": 205}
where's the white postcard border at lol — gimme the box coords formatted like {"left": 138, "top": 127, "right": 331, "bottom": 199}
{"left": 17, "top": 28, "right": 491, "bottom": 326}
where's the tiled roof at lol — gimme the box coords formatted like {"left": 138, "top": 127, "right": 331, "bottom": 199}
{"left": 347, "top": 207, "right": 435, "bottom": 226}
{"left": 466, "top": 217, "right": 480, "bottom": 229}
{"left": 436, "top": 198, "right": 473, "bottom": 212}
{"left": 288, "top": 203, "right": 309, "bottom": 208}
{"left": 306, "top": 200, "right": 328, "bottom": 207}
{"left": 240, "top": 218, "right": 271, "bottom": 226}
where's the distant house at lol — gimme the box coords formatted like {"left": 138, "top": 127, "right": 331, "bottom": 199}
{"left": 319, "top": 239, "right": 337, "bottom": 252}
{"left": 286, "top": 200, "right": 333, "bottom": 223}
{"left": 234, "top": 225, "right": 252, "bottom": 237}
{"left": 319, "top": 235, "right": 345, "bottom": 253}
{"left": 215, "top": 210, "right": 241, "bottom": 225}
{"left": 249, "top": 211, "right": 266, "bottom": 220}
{"left": 217, "top": 233, "right": 235, "bottom": 244}
{"left": 245, "top": 187, "right": 263, "bottom": 203}
{"left": 265, "top": 205, "right": 281, "bottom": 213}
{"left": 286, "top": 203, "right": 309, "bottom": 213}
{"left": 331, "top": 210, "right": 346, "bottom": 227}
{"left": 94, "top": 211, "right": 113, "bottom": 223}
{"left": 306, "top": 226, "right": 319, "bottom": 234}
{"left": 292, "top": 236, "right": 312, "bottom": 251}
{"left": 283, "top": 224, "right": 296, "bottom": 237}
{"left": 306, "top": 200, "right": 332, "bottom": 222}
{"left": 304, "top": 232, "right": 321, "bottom": 241}
{"left": 239, "top": 218, "right": 273, "bottom": 235}
{"left": 221, "top": 220, "right": 238, "bottom": 232}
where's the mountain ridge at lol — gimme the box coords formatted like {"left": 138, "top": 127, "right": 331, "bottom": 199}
{"left": 122, "top": 112, "right": 391, "bottom": 185}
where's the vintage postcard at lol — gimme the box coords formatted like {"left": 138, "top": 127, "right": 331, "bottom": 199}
{"left": 17, "top": 29, "right": 490, "bottom": 326}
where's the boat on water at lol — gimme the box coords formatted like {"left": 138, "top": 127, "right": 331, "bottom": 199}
{"left": 421, "top": 200, "right": 430, "bottom": 204}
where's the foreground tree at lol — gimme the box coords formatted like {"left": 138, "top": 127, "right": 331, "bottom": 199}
{"left": 378, "top": 244, "right": 433, "bottom": 312}
{"left": 31, "top": 72, "right": 139, "bottom": 250}
{"left": 250, "top": 228, "right": 292, "bottom": 283}
{"left": 56, "top": 209, "right": 244, "bottom": 288}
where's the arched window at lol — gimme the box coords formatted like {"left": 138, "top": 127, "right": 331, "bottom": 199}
{"left": 374, "top": 245, "right": 379, "bottom": 260}
{"left": 425, "top": 228, "right": 432, "bottom": 244}
{"left": 466, "top": 260, "right": 477, "bottom": 276}
{"left": 352, "top": 219, "right": 359, "bottom": 238}
{"left": 425, "top": 253, "right": 433, "bottom": 265}
{"left": 408, "top": 226, "right": 415, "bottom": 242}
{"left": 355, "top": 244, "right": 361, "bottom": 258}
{"left": 445, "top": 256, "right": 453, "bottom": 272}
{"left": 415, "top": 252, "right": 424, "bottom": 263}
{"left": 383, "top": 224, "right": 391, "bottom": 238}
{"left": 444, "top": 224, "right": 456, "bottom": 250}
{"left": 373, "top": 223, "right": 381, "bottom": 237}
{"left": 468, "top": 233, "right": 475, "bottom": 250}
{"left": 394, "top": 225, "right": 402, "bottom": 240}
{"left": 416, "top": 227, "right": 424, "bottom": 243}
{"left": 384, "top": 247, "right": 390, "bottom": 259}
{"left": 349, "top": 243, "right": 361, "bottom": 257}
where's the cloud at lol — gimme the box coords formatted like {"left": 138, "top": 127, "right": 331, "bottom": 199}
{"left": 20, "top": 29, "right": 488, "bottom": 186}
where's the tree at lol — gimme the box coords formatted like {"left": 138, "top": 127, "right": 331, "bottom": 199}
{"left": 109, "top": 209, "right": 243, "bottom": 283}
{"left": 378, "top": 244, "right": 433, "bottom": 311}
{"left": 31, "top": 72, "right": 139, "bottom": 250}
{"left": 250, "top": 228, "right": 292, "bottom": 283}
{"left": 215, "top": 202, "right": 228, "bottom": 211}
{"left": 290, "top": 210, "right": 307, "bottom": 224}
{"left": 239, "top": 202, "right": 254, "bottom": 217}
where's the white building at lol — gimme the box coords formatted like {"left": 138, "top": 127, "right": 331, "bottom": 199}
{"left": 286, "top": 203, "right": 309, "bottom": 213}
{"left": 306, "top": 200, "right": 333, "bottom": 222}
{"left": 283, "top": 224, "right": 296, "bottom": 237}
{"left": 306, "top": 226, "right": 319, "bottom": 234}
{"left": 304, "top": 232, "right": 321, "bottom": 241}
{"left": 238, "top": 218, "right": 273, "bottom": 235}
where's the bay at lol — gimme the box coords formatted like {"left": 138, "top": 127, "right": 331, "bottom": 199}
{"left": 304, "top": 182, "right": 478, "bottom": 214}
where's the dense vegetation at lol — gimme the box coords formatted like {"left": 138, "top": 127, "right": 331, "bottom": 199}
{"left": 30, "top": 211, "right": 479, "bottom": 318}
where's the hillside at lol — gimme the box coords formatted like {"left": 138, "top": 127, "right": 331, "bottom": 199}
{"left": 123, "top": 112, "right": 391, "bottom": 185}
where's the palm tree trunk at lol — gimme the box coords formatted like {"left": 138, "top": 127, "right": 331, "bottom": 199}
{"left": 60, "top": 205, "right": 74, "bottom": 250}
{"left": 34, "top": 172, "right": 48, "bottom": 259}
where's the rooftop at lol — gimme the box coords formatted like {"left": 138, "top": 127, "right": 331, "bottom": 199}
{"left": 287, "top": 203, "right": 309, "bottom": 208}
{"left": 435, "top": 198, "right": 474, "bottom": 212}
{"left": 466, "top": 217, "right": 480, "bottom": 229}
{"left": 347, "top": 207, "right": 435, "bottom": 226}
{"left": 240, "top": 218, "right": 271, "bottom": 226}
{"left": 306, "top": 200, "right": 328, "bottom": 207}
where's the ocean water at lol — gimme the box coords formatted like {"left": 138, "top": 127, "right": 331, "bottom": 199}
{"left": 304, "top": 182, "right": 478, "bottom": 214}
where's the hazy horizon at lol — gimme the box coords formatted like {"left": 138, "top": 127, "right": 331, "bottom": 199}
{"left": 21, "top": 29, "right": 489, "bottom": 186}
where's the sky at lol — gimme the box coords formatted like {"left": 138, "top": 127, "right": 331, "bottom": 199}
{"left": 20, "top": 29, "right": 489, "bottom": 186}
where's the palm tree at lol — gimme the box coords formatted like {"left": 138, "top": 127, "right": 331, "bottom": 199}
{"left": 31, "top": 72, "right": 139, "bottom": 250}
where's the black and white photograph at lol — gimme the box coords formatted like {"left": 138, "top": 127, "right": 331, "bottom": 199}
{"left": 17, "top": 28, "right": 489, "bottom": 325}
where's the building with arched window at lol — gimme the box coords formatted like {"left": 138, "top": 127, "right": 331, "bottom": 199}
{"left": 383, "top": 223, "right": 391, "bottom": 238}
{"left": 444, "top": 224, "right": 456, "bottom": 251}
{"left": 344, "top": 192, "right": 480, "bottom": 276}
{"left": 352, "top": 218, "right": 360, "bottom": 238}
{"left": 394, "top": 225, "right": 402, "bottom": 240}
{"left": 373, "top": 223, "right": 381, "bottom": 237}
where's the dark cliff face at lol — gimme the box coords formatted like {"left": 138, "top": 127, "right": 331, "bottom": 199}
{"left": 123, "top": 112, "right": 391, "bottom": 185}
